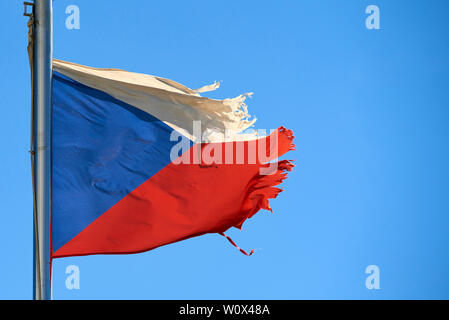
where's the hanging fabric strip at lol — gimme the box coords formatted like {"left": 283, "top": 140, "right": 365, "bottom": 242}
{"left": 219, "top": 232, "right": 255, "bottom": 256}
{"left": 192, "top": 81, "right": 220, "bottom": 93}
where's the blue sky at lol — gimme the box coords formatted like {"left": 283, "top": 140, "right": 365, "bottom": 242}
{"left": 1, "top": 0, "right": 448, "bottom": 299}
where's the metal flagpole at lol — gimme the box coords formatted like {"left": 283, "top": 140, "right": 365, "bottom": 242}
{"left": 32, "top": 0, "right": 53, "bottom": 300}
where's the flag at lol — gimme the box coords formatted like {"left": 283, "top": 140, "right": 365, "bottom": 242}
{"left": 51, "top": 59, "right": 295, "bottom": 258}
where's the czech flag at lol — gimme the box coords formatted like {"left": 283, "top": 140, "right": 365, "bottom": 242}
{"left": 51, "top": 60, "right": 295, "bottom": 258}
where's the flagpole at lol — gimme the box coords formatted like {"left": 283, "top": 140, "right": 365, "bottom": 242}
{"left": 33, "top": 0, "right": 52, "bottom": 300}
